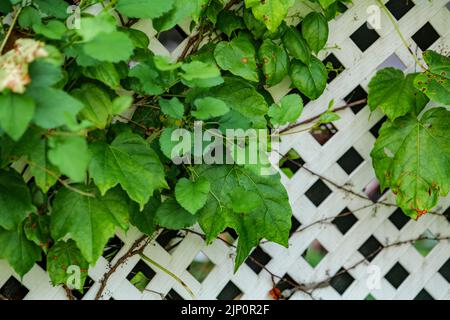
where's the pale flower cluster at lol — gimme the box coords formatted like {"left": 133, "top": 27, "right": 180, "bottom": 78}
{"left": 0, "top": 39, "right": 48, "bottom": 94}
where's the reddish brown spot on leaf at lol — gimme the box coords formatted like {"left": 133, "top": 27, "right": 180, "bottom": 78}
{"left": 269, "top": 287, "right": 282, "bottom": 300}
{"left": 241, "top": 57, "right": 249, "bottom": 64}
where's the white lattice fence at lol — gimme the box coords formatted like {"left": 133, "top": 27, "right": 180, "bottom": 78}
{"left": 1, "top": 0, "right": 450, "bottom": 301}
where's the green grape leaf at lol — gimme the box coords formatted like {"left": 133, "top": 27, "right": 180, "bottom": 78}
{"left": 154, "top": 56, "right": 182, "bottom": 71}
{"left": 32, "top": 20, "right": 66, "bottom": 40}
{"left": 268, "top": 94, "right": 303, "bottom": 126}
{"left": 318, "top": 111, "right": 340, "bottom": 124}
{"left": 117, "top": 0, "right": 175, "bottom": 19}
{"left": 368, "top": 68, "right": 426, "bottom": 121}
{"left": 76, "top": 12, "right": 117, "bottom": 41}
{"left": 71, "top": 84, "right": 113, "bottom": 129}
{"left": 0, "top": 169, "right": 35, "bottom": 230}
{"left": 159, "top": 97, "right": 185, "bottom": 119}
{"left": 0, "top": 92, "right": 35, "bottom": 141}
{"left": 290, "top": 57, "right": 327, "bottom": 100}
{"left": 155, "top": 198, "right": 197, "bottom": 229}
{"left": 112, "top": 96, "right": 133, "bottom": 115}
{"left": 181, "top": 60, "right": 222, "bottom": 83}
{"left": 34, "top": 0, "right": 68, "bottom": 19}
{"left": 217, "top": 11, "right": 245, "bottom": 37}
{"left": 159, "top": 127, "right": 192, "bottom": 161}
{"left": 24, "top": 214, "right": 51, "bottom": 254}
{"left": 18, "top": 7, "right": 41, "bottom": 28}
{"left": 192, "top": 97, "right": 230, "bottom": 120}
{"left": 196, "top": 165, "right": 291, "bottom": 270}
{"left": 82, "top": 62, "right": 121, "bottom": 89}
{"left": 206, "top": 0, "right": 223, "bottom": 24}
{"left": 129, "top": 63, "right": 165, "bottom": 95}
{"left": 244, "top": 0, "right": 295, "bottom": 32}
{"left": 50, "top": 186, "right": 129, "bottom": 263}
{"left": 28, "top": 60, "right": 63, "bottom": 88}
{"left": 0, "top": 224, "right": 42, "bottom": 278}
{"left": 243, "top": 9, "right": 267, "bottom": 39}
{"left": 175, "top": 177, "right": 211, "bottom": 214}
{"left": 153, "top": 0, "right": 208, "bottom": 32}
{"left": 228, "top": 186, "right": 263, "bottom": 213}
{"left": 130, "top": 196, "right": 160, "bottom": 236}
{"left": 301, "top": 12, "right": 329, "bottom": 54}
{"left": 27, "top": 87, "right": 84, "bottom": 129}
{"left": 47, "top": 240, "right": 89, "bottom": 290}
{"left": 259, "top": 39, "right": 290, "bottom": 87}
{"left": 318, "top": 0, "right": 337, "bottom": 9}
{"left": 201, "top": 77, "right": 269, "bottom": 128}
{"left": 89, "top": 132, "right": 168, "bottom": 210}
{"left": 48, "top": 136, "right": 90, "bottom": 183}
{"left": 12, "top": 127, "right": 60, "bottom": 193}
{"left": 83, "top": 31, "right": 134, "bottom": 63}
{"left": 214, "top": 35, "right": 259, "bottom": 82}
{"left": 282, "top": 26, "right": 311, "bottom": 65}
{"left": 371, "top": 107, "right": 450, "bottom": 219}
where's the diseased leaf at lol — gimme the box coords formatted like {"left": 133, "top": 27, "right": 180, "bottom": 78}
{"left": 0, "top": 169, "right": 35, "bottom": 231}
{"left": 50, "top": 186, "right": 129, "bottom": 263}
{"left": 371, "top": 107, "right": 450, "bottom": 219}
{"left": 175, "top": 177, "right": 210, "bottom": 214}
{"left": 414, "top": 51, "right": 450, "bottom": 105}
{"left": 259, "top": 39, "right": 290, "bottom": 87}
{"left": 244, "top": 0, "right": 295, "bottom": 32}
{"left": 214, "top": 35, "right": 259, "bottom": 82}
{"left": 24, "top": 214, "right": 51, "bottom": 254}
{"left": 89, "top": 132, "right": 168, "bottom": 210}
{"left": 47, "top": 240, "right": 89, "bottom": 290}
{"left": 290, "top": 57, "right": 327, "bottom": 100}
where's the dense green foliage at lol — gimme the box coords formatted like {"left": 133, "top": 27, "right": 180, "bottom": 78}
{"left": 0, "top": 0, "right": 448, "bottom": 294}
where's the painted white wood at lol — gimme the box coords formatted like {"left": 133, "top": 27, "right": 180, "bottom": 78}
{"left": 1, "top": 0, "right": 449, "bottom": 301}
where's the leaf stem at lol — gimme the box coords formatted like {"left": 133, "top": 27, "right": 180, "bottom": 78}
{"left": 375, "top": 0, "right": 427, "bottom": 71}
{"left": 0, "top": 6, "right": 22, "bottom": 54}
{"left": 139, "top": 253, "right": 196, "bottom": 299}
